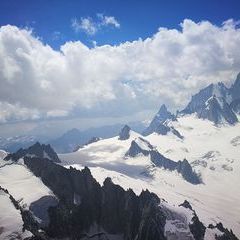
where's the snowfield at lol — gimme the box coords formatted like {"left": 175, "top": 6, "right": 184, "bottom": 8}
{"left": 60, "top": 114, "right": 240, "bottom": 238}
{"left": 0, "top": 155, "right": 54, "bottom": 239}
{"left": 0, "top": 162, "right": 54, "bottom": 208}
{"left": 0, "top": 190, "right": 32, "bottom": 240}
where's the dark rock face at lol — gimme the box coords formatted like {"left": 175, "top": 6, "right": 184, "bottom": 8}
{"left": 208, "top": 223, "right": 239, "bottom": 240}
{"left": 126, "top": 139, "right": 201, "bottom": 184}
{"left": 230, "top": 73, "right": 240, "bottom": 102}
{"left": 126, "top": 138, "right": 153, "bottom": 157}
{"left": 189, "top": 215, "right": 206, "bottom": 240}
{"left": 230, "top": 73, "right": 240, "bottom": 115}
{"left": 143, "top": 104, "right": 177, "bottom": 136}
{"left": 151, "top": 151, "right": 201, "bottom": 184}
{"left": 179, "top": 200, "right": 193, "bottom": 210}
{"left": 29, "top": 196, "right": 58, "bottom": 227}
{"left": 4, "top": 142, "right": 60, "bottom": 163}
{"left": 198, "top": 96, "right": 238, "bottom": 125}
{"left": 119, "top": 125, "right": 131, "bottom": 140}
{"left": 230, "top": 98, "right": 240, "bottom": 114}
{"left": 23, "top": 157, "right": 167, "bottom": 240}
{"left": 179, "top": 200, "right": 206, "bottom": 240}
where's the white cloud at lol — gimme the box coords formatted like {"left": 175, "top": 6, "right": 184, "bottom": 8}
{"left": 97, "top": 13, "right": 120, "bottom": 28}
{"left": 71, "top": 17, "right": 97, "bottom": 35}
{"left": 71, "top": 14, "right": 120, "bottom": 35}
{"left": 0, "top": 19, "right": 240, "bottom": 123}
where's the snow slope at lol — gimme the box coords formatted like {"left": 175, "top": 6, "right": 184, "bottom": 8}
{"left": 0, "top": 163, "right": 54, "bottom": 208}
{"left": 0, "top": 154, "right": 55, "bottom": 238}
{"left": 60, "top": 115, "right": 240, "bottom": 237}
{"left": 0, "top": 190, "right": 32, "bottom": 240}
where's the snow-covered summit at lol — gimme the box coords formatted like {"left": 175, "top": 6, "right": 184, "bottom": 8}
{"left": 180, "top": 73, "right": 240, "bottom": 124}
{"left": 143, "top": 104, "right": 177, "bottom": 136}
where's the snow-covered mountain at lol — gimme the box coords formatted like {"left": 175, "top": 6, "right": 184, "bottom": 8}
{"left": 142, "top": 104, "right": 183, "bottom": 141}
{"left": 1, "top": 143, "right": 238, "bottom": 240}
{"left": 180, "top": 74, "right": 240, "bottom": 125}
{"left": 1, "top": 74, "right": 240, "bottom": 239}
{"left": 59, "top": 114, "right": 240, "bottom": 238}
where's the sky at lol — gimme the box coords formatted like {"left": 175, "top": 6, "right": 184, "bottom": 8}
{"left": 0, "top": 0, "right": 240, "bottom": 137}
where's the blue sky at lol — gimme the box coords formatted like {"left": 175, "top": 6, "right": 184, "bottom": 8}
{"left": 1, "top": 0, "right": 240, "bottom": 49}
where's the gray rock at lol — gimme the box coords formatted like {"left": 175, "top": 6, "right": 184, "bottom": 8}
{"left": 198, "top": 96, "right": 238, "bottom": 125}
{"left": 4, "top": 142, "right": 60, "bottom": 163}
{"left": 143, "top": 104, "right": 182, "bottom": 139}
{"left": 126, "top": 139, "right": 201, "bottom": 184}
{"left": 119, "top": 125, "right": 131, "bottom": 140}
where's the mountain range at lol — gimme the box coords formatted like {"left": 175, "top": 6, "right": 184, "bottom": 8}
{"left": 0, "top": 73, "right": 240, "bottom": 239}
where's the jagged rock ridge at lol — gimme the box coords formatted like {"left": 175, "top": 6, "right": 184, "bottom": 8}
{"left": 21, "top": 156, "right": 238, "bottom": 240}
{"left": 181, "top": 74, "right": 240, "bottom": 124}
{"left": 143, "top": 104, "right": 183, "bottom": 138}
{"left": 23, "top": 156, "right": 167, "bottom": 240}
{"left": 4, "top": 142, "right": 60, "bottom": 163}
{"left": 198, "top": 96, "right": 238, "bottom": 124}
{"left": 126, "top": 138, "right": 201, "bottom": 184}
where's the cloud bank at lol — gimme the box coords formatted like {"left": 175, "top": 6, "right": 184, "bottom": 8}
{"left": 0, "top": 19, "right": 240, "bottom": 123}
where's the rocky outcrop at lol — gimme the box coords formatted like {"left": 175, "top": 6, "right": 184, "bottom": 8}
{"left": 230, "top": 98, "right": 240, "bottom": 114}
{"left": 126, "top": 137, "right": 153, "bottom": 157}
{"left": 23, "top": 156, "right": 167, "bottom": 240}
{"left": 126, "top": 138, "right": 201, "bottom": 184}
{"left": 151, "top": 151, "right": 201, "bottom": 184}
{"left": 179, "top": 200, "right": 205, "bottom": 240}
{"left": 198, "top": 96, "right": 238, "bottom": 125}
{"left": 4, "top": 142, "right": 60, "bottom": 163}
{"left": 209, "top": 223, "right": 238, "bottom": 240}
{"left": 230, "top": 73, "right": 240, "bottom": 114}
{"left": 143, "top": 104, "right": 177, "bottom": 136}
{"left": 29, "top": 196, "right": 58, "bottom": 227}
{"left": 230, "top": 73, "right": 240, "bottom": 102}
{"left": 119, "top": 125, "right": 131, "bottom": 140}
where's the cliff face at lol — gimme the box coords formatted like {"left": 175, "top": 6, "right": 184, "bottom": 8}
{"left": 24, "top": 156, "right": 167, "bottom": 240}
{"left": 21, "top": 153, "right": 238, "bottom": 240}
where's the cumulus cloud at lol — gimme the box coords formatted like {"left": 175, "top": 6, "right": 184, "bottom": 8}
{"left": 71, "top": 14, "right": 120, "bottom": 35}
{"left": 0, "top": 19, "right": 240, "bottom": 123}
